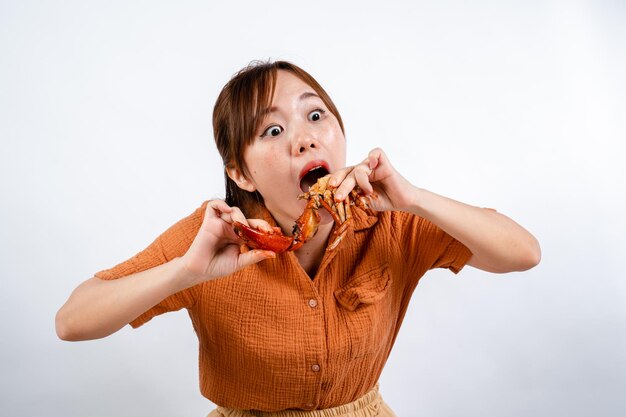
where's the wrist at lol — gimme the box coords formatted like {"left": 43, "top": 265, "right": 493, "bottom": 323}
{"left": 169, "top": 256, "right": 204, "bottom": 292}
{"left": 403, "top": 185, "right": 427, "bottom": 215}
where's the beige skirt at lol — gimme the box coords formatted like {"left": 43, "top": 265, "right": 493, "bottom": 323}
{"left": 207, "top": 385, "right": 396, "bottom": 417}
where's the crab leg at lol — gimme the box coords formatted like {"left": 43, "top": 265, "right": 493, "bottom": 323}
{"left": 318, "top": 197, "right": 353, "bottom": 251}
{"left": 319, "top": 198, "right": 343, "bottom": 225}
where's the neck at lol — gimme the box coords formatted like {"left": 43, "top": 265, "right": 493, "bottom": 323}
{"left": 273, "top": 213, "right": 333, "bottom": 277}
{"left": 264, "top": 202, "right": 336, "bottom": 276}
{"left": 292, "top": 221, "right": 333, "bottom": 277}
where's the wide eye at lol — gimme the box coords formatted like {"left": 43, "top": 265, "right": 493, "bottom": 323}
{"left": 261, "top": 125, "right": 283, "bottom": 138}
{"left": 308, "top": 109, "right": 325, "bottom": 122}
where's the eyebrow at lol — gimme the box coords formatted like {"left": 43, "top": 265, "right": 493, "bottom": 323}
{"left": 262, "top": 92, "right": 321, "bottom": 116}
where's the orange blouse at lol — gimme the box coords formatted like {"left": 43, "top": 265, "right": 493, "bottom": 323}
{"left": 95, "top": 201, "right": 472, "bottom": 411}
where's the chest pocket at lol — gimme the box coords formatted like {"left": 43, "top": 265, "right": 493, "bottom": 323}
{"left": 334, "top": 263, "right": 394, "bottom": 359}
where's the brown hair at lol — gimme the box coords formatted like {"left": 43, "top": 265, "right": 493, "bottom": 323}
{"left": 212, "top": 60, "right": 345, "bottom": 216}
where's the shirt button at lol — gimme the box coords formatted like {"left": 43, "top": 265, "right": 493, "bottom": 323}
{"left": 306, "top": 402, "right": 314, "bottom": 408}
{"left": 308, "top": 299, "right": 318, "bottom": 308}
{"left": 311, "top": 364, "right": 320, "bottom": 372}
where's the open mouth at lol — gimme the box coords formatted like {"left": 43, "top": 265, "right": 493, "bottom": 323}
{"left": 299, "top": 165, "right": 330, "bottom": 193}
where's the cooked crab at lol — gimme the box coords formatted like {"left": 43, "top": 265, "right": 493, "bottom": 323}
{"left": 233, "top": 174, "right": 373, "bottom": 253}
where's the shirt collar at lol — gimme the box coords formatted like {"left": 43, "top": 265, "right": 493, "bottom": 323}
{"left": 350, "top": 205, "right": 379, "bottom": 231}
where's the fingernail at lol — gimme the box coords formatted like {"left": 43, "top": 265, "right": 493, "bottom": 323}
{"left": 329, "top": 179, "right": 337, "bottom": 187}
{"left": 334, "top": 193, "right": 343, "bottom": 201}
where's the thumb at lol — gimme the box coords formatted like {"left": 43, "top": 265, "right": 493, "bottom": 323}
{"left": 237, "top": 249, "right": 276, "bottom": 270}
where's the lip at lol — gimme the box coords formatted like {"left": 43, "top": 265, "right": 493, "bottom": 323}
{"left": 298, "top": 159, "right": 331, "bottom": 181}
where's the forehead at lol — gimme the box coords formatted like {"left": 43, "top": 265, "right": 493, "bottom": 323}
{"left": 272, "top": 70, "right": 316, "bottom": 100}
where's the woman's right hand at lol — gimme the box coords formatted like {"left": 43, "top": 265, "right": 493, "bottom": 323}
{"left": 55, "top": 200, "right": 275, "bottom": 341}
{"left": 180, "top": 200, "right": 276, "bottom": 286}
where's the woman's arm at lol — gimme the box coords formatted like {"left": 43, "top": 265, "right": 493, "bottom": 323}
{"left": 331, "top": 148, "right": 541, "bottom": 274}
{"left": 56, "top": 258, "right": 190, "bottom": 341}
{"left": 56, "top": 200, "right": 275, "bottom": 341}
{"left": 407, "top": 187, "right": 541, "bottom": 273}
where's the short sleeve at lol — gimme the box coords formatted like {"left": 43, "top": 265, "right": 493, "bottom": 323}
{"left": 94, "top": 201, "right": 209, "bottom": 328}
{"left": 392, "top": 211, "right": 473, "bottom": 279}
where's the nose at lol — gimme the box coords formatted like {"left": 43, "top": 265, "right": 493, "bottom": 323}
{"left": 292, "top": 126, "right": 319, "bottom": 155}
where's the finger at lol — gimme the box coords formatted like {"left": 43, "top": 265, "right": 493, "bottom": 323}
{"left": 368, "top": 147, "right": 384, "bottom": 171}
{"left": 237, "top": 249, "right": 276, "bottom": 269}
{"left": 334, "top": 172, "right": 357, "bottom": 202}
{"left": 367, "top": 148, "right": 393, "bottom": 182}
{"left": 205, "top": 200, "right": 232, "bottom": 220}
{"left": 222, "top": 221, "right": 245, "bottom": 244}
{"left": 328, "top": 166, "right": 352, "bottom": 188}
{"left": 228, "top": 206, "right": 249, "bottom": 226}
{"left": 248, "top": 219, "right": 275, "bottom": 234}
{"left": 354, "top": 165, "right": 374, "bottom": 195}
{"left": 336, "top": 160, "right": 376, "bottom": 200}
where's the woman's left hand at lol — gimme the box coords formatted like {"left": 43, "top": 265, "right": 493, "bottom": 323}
{"left": 330, "top": 148, "right": 541, "bottom": 273}
{"left": 329, "top": 147, "right": 416, "bottom": 212}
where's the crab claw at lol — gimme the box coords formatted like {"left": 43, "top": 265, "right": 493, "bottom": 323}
{"left": 233, "top": 221, "right": 294, "bottom": 253}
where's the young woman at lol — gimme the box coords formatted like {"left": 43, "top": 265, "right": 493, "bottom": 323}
{"left": 56, "top": 61, "right": 541, "bottom": 416}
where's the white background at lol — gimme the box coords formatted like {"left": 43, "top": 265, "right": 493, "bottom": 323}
{"left": 1, "top": 1, "right": 625, "bottom": 416}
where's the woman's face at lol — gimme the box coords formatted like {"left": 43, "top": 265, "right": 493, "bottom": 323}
{"left": 238, "top": 70, "right": 346, "bottom": 224}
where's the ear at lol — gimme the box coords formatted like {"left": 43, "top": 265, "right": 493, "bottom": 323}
{"left": 225, "top": 164, "right": 257, "bottom": 193}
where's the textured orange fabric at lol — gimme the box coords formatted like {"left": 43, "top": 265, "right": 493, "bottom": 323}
{"left": 95, "top": 201, "right": 472, "bottom": 411}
